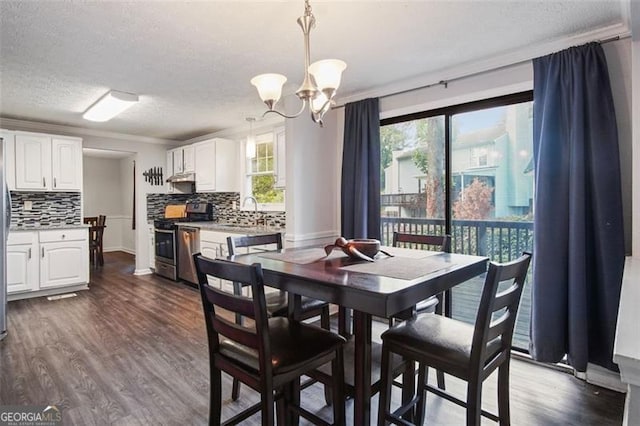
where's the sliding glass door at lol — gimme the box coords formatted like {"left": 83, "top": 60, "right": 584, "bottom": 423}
{"left": 380, "top": 92, "right": 534, "bottom": 350}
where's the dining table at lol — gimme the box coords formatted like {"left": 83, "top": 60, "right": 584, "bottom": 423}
{"left": 229, "top": 245, "right": 488, "bottom": 425}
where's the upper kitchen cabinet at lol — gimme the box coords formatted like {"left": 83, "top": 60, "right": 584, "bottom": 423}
{"left": 14, "top": 131, "right": 82, "bottom": 192}
{"left": 194, "top": 138, "right": 239, "bottom": 193}
{"left": 0, "top": 129, "right": 16, "bottom": 190}
{"left": 169, "top": 145, "right": 195, "bottom": 175}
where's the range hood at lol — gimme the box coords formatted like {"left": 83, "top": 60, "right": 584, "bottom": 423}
{"left": 166, "top": 172, "right": 196, "bottom": 183}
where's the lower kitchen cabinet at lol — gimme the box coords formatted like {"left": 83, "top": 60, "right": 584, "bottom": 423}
{"left": 6, "top": 232, "right": 39, "bottom": 294}
{"left": 7, "top": 229, "right": 89, "bottom": 297}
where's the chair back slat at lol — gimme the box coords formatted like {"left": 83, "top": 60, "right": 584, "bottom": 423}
{"left": 487, "top": 311, "right": 513, "bottom": 342}
{"left": 212, "top": 316, "right": 260, "bottom": 349}
{"left": 471, "top": 252, "right": 531, "bottom": 372}
{"left": 203, "top": 283, "right": 255, "bottom": 318}
{"left": 491, "top": 284, "right": 521, "bottom": 313}
{"left": 228, "top": 233, "right": 283, "bottom": 254}
{"left": 392, "top": 232, "right": 451, "bottom": 253}
{"left": 194, "top": 254, "right": 272, "bottom": 372}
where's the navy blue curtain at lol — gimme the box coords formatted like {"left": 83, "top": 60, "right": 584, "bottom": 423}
{"left": 530, "top": 42, "right": 624, "bottom": 372}
{"left": 341, "top": 98, "right": 381, "bottom": 239}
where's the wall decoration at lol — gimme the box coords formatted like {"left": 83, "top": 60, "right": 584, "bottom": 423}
{"left": 143, "top": 167, "right": 163, "bottom": 186}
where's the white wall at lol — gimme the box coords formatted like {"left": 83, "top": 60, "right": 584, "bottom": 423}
{"left": 83, "top": 156, "right": 126, "bottom": 252}
{"left": 284, "top": 103, "right": 341, "bottom": 247}
{"left": 119, "top": 157, "right": 135, "bottom": 253}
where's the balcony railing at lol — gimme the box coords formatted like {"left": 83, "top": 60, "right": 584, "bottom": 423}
{"left": 381, "top": 216, "right": 534, "bottom": 349}
{"left": 381, "top": 216, "right": 533, "bottom": 262}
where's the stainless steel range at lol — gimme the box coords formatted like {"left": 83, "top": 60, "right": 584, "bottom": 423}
{"left": 154, "top": 202, "right": 213, "bottom": 281}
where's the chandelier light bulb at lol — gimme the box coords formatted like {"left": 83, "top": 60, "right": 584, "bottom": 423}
{"left": 308, "top": 59, "right": 347, "bottom": 93}
{"left": 250, "top": 74, "right": 287, "bottom": 108}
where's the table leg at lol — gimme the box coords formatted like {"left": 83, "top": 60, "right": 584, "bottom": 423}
{"left": 353, "top": 310, "right": 372, "bottom": 426}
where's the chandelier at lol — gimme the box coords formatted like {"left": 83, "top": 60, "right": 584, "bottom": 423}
{"left": 250, "top": 0, "right": 346, "bottom": 127}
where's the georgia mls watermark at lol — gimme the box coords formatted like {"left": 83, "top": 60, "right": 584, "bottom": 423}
{"left": 0, "top": 406, "right": 62, "bottom": 426}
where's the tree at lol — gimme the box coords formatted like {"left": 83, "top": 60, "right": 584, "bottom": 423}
{"left": 380, "top": 124, "right": 410, "bottom": 189}
{"left": 412, "top": 118, "right": 445, "bottom": 218}
{"left": 452, "top": 178, "right": 494, "bottom": 219}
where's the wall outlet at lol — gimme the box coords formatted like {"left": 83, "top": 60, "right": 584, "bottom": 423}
{"left": 232, "top": 201, "right": 237, "bottom": 210}
{"left": 24, "top": 201, "right": 33, "bottom": 211}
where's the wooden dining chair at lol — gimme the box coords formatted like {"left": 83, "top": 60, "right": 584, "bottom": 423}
{"left": 85, "top": 216, "right": 107, "bottom": 266}
{"left": 194, "top": 254, "right": 346, "bottom": 426}
{"left": 83, "top": 216, "right": 98, "bottom": 226}
{"left": 377, "top": 252, "right": 532, "bottom": 426}
{"left": 389, "top": 232, "right": 452, "bottom": 391}
{"left": 390, "top": 232, "right": 452, "bottom": 325}
{"left": 227, "top": 233, "right": 332, "bottom": 401}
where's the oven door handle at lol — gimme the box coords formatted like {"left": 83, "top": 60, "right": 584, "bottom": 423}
{"left": 154, "top": 229, "right": 175, "bottom": 234}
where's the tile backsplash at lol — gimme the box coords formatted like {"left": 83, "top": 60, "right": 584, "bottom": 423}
{"left": 10, "top": 192, "right": 82, "bottom": 228}
{"left": 147, "top": 192, "right": 286, "bottom": 229}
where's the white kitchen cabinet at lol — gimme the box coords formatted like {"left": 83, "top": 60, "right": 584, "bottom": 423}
{"left": 166, "top": 150, "right": 174, "bottom": 193}
{"left": 168, "top": 146, "right": 195, "bottom": 175}
{"left": 194, "top": 138, "right": 239, "bottom": 193}
{"left": 39, "top": 229, "right": 89, "bottom": 289}
{"left": 172, "top": 148, "right": 184, "bottom": 174}
{"left": 51, "top": 137, "right": 82, "bottom": 190}
{"left": 6, "top": 229, "right": 88, "bottom": 296}
{"left": 14, "top": 131, "right": 82, "bottom": 192}
{"left": 6, "top": 232, "right": 39, "bottom": 294}
{"left": 274, "top": 126, "right": 286, "bottom": 189}
{"left": 183, "top": 145, "right": 195, "bottom": 173}
{"left": 1, "top": 129, "right": 16, "bottom": 190}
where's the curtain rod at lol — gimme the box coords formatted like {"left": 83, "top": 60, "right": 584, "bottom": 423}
{"left": 332, "top": 34, "right": 630, "bottom": 109}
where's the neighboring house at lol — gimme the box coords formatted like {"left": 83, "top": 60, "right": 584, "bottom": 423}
{"left": 383, "top": 103, "right": 534, "bottom": 219}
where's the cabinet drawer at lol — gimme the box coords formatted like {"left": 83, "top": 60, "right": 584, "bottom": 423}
{"left": 39, "top": 229, "right": 88, "bottom": 243}
{"left": 8, "top": 231, "right": 37, "bottom": 246}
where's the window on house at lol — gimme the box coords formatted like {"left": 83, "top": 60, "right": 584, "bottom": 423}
{"left": 380, "top": 91, "right": 534, "bottom": 351}
{"left": 242, "top": 128, "right": 285, "bottom": 210}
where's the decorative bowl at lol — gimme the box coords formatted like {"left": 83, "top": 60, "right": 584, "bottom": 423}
{"left": 324, "top": 237, "right": 381, "bottom": 261}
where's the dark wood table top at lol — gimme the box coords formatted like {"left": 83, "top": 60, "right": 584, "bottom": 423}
{"left": 229, "top": 246, "right": 488, "bottom": 318}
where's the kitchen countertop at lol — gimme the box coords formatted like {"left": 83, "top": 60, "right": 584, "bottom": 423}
{"left": 175, "top": 221, "right": 284, "bottom": 234}
{"left": 10, "top": 224, "right": 90, "bottom": 231}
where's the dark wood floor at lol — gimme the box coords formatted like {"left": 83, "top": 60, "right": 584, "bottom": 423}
{"left": 0, "top": 252, "right": 625, "bottom": 425}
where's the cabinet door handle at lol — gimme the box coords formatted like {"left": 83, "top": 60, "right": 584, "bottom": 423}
{"left": 54, "top": 177, "right": 57, "bottom": 188}
{"left": 28, "top": 248, "right": 32, "bottom": 259}
{"left": 41, "top": 247, "right": 45, "bottom": 258}
{"left": 43, "top": 177, "right": 46, "bottom": 187}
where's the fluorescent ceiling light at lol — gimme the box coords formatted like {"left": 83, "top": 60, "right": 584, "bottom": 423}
{"left": 83, "top": 90, "right": 139, "bottom": 122}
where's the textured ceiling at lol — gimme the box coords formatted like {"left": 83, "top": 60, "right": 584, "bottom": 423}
{"left": 0, "top": 1, "right": 625, "bottom": 141}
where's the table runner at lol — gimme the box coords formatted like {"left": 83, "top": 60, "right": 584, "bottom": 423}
{"left": 258, "top": 247, "right": 348, "bottom": 264}
{"left": 340, "top": 255, "right": 452, "bottom": 280}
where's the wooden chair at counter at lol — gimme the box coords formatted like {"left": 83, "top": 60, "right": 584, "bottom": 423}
{"left": 227, "top": 233, "right": 332, "bottom": 402}
{"left": 194, "top": 254, "right": 346, "bottom": 426}
{"left": 87, "top": 215, "right": 107, "bottom": 266}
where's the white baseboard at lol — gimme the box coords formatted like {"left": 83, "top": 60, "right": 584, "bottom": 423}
{"left": 285, "top": 230, "right": 340, "bottom": 247}
{"left": 8, "top": 284, "right": 90, "bottom": 302}
{"left": 134, "top": 268, "right": 152, "bottom": 276}
{"left": 104, "top": 246, "right": 135, "bottom": 255}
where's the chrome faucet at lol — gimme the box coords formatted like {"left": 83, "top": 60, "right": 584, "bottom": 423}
{"left": 242, "top": 196, "right": 260, "bottom": 226}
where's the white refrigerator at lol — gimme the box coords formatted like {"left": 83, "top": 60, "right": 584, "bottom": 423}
{"left": 1, "top": 136, "right": 9, "bottom": 340}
